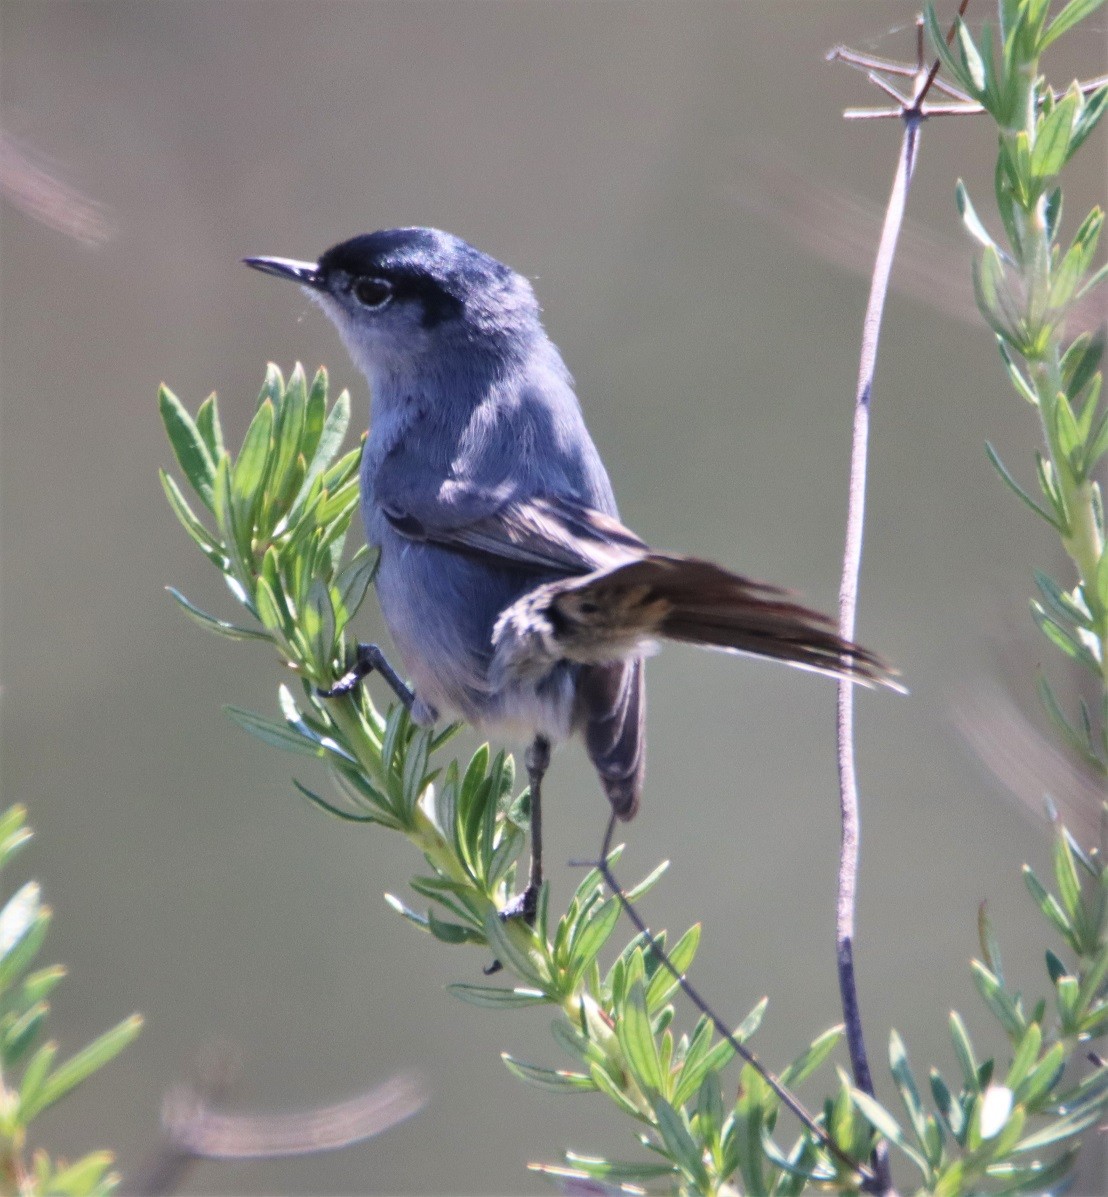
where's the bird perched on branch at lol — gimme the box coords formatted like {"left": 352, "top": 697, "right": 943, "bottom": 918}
{"left": 246, "top": 228, "right": 900, "bottom": 917}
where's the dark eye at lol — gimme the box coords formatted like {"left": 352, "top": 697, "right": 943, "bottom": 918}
{"left": 352, "top": 276, "right": 393, "bottom": 308}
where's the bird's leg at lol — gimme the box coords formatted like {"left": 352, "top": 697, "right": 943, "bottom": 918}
{"left": 319, "top": 643, "right": 414, "bottom": 709}
{"left": 499, "top": 734, "right": 550, "bottom": 925}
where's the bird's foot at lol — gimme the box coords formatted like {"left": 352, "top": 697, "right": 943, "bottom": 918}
{"left": 318, "top": 643, "right": 415, "bottom": 708}
{"left": 481, "top": 885, "right": 539, "bottom": 975}
{"left": 499, "top": 884, "right": 539, "bottom": 925}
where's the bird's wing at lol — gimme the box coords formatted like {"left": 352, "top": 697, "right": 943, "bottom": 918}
{"left": 380, "top": 490, "right": 647, "bottom": 576}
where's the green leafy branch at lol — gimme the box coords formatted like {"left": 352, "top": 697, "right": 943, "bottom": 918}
{"left": 0, "top": 806, "right": 141, "bottom": 1197}
{"left": 926, "top": 0, "right": 1108, "bottom": 769}
{"left": 163, "top": 360, "right": 1108, "bottom": 1192}
{"left": 841, "top": 815, "right": 1108, "bottom": 1196}
{"left": 160, "top": 365, "right": 875, "bottom": 1194}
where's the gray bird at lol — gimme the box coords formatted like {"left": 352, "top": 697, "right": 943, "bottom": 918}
{"left": 245, "top": 228, "right": 898, "bottom": 917}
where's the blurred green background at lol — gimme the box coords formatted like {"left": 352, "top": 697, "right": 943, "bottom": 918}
{"left": 2, "top": 2, "right": 1105, "bottom": 1193}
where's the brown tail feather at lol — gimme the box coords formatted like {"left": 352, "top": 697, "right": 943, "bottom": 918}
{"left": 528, "top": 554, "right": 902, "bottom": 691}
{"left": 575, "top": 658, "right": 646, "bottom": 819}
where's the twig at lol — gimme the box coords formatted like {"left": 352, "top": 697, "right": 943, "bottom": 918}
{"left": 592, "top": 818, "right": 876, "bottom": 1188}
{"left": 834, "top": 112, "right": 919, "bottom": 1197}
{"left": 846, "top": 73, "right": 1108, "bottom": 120}
{"left": 831, "top": 6, "right": 978, "bottom": 1190}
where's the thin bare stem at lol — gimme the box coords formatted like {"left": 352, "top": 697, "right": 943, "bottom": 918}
{"left": 845, "top": 102, "right": 984, "bottom": 119}
{"left": 835, "top": 97, "right": 923, "bottom": 1197}
{"left": 590, "top": 818, "right": 876, "bottom": 1189}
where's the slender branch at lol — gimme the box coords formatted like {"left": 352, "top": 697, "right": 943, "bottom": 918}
{"left": 592, "top": 818, "right": 876, "bottom": 1189}
{"left": 835, "top": 78, "right": 924, "bottom": 1197}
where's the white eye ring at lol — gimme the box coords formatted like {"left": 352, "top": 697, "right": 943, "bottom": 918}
{"left": 352, "top": 276, "right": 393, "bottom": 309}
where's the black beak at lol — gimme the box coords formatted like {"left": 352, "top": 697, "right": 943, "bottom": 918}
{"left": 243, "top": 255, "right": 324, "bottom": 289}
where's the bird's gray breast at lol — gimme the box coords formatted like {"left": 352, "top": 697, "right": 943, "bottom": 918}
{"left": 357, "top": 345, "right": 617, "bottom": 739}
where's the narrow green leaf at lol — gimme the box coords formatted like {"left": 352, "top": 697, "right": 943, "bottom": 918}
{"left": 1032, "top": 602, "right": 1101, "bottom": 672}
{"left": 383, "top": 892, "right": 430, "bottom": 931}
{"left": 299, "top": 368, "right": 328, "bottom": 466}
{"left": 1051, "top": 390, "right": 1083, "bottom": 463}
{"left": 1052, "top": 828, "right": 1083, "bottom": 925}
{"left": 1010, "top": 1099, "right": 1103, "bottom": 1150}
{"left": 1037, "top": 673, "right": 1105, "bottom": 770}
{"left": 1015, "top": 1041, "right": 1064, "bottom": 1106}
{"left": 694, "top": 1070, "right": 724, "bottom": 1145}
{"left": 332, "top": 549, "right": 376, "bottom": 632}
{"left": 1044, "top": 186, "right": 1063, "bottom": 244}
{"left": 195, "top": 392, "right": 225, "bottom": 461}
{"left": 1070, "top": 86, "right": 1108, "bottom": 156}
{"left": 970, "top": 960, "right": 1026, "bottom": 1037}
{"left": 257, "top": 362, "right": 284, "bottom": 409}
{"left": 1035, "top": 571, "right": 1092, "bottom": 631}
{"left": 1083, "top": 400, "right": 1108, "bottom": 469}
{"left": 616, "top": 980, "right": 664, "bottom": 1094}
{"left": 401, "top": 730, "right": 432, "bottom": 818}
{"left": 212, "top": 454, "right": 249, "bottom": 576}
{"left": 888, "top": 1030, "right": 929, "bottom": 1149}
{"left": 426, "top": 911, "right": 484, "bottom": 945}
{"left": 957, "top": 181, "right": 1002, "bottom": 255}
{"left": 985, "top": 442, "right": 1061, "bottom": 528}
{"left": 501, "top": 1053, "right": 595, "bottom": 1091}
{"left": 586, "top": 1060, "right": 645, "bottom": 1116}
{"left": 304, "top": 578, "right": 336, "bottom": 673}
{"left": 1031, "top": 90, "right": 1078, "bottom": 181}
{"left": 42, "top": 1151, "right": 116, "bottom": 1194}
{"left": 1041, "top": 0, "right": 1107, "bottom": 48}
{"left": 535, "top": 1158, "right": 676, "bottom": 1186}
{"left": 924, "top": 6, "right": 973, "bottom": 95}
{"left": 1077, "top": 943, "right": 1108, "bottom": 1010}
{"left": 381, "top": 706, "right": 411, "bottom": 792}
{"left": 930, "top": 1069, "right": 965, "bottom": 1140}
{"left": 652, "top": 1097, "right": 710, "bottom": 1190}
{"left": 448, "top": 984, "right": 548, "bottom": 1009}
{"left": 1045, "top": 948, "right": 1068, "bottom": 984}
{"left": 949, "top": 1012, "right": 980, "bottom": 1091}
{"left": 973, "top": 252, "right": 1019, "bottom": 343}
{"left": 758, "top": 1128, "right": 838, "bottom": 1185}
{"left": 1003, "top": 1023, "right": 1041, "bottom": 1091}
{"left": 483, "top": 911, "right": 546, "bottom": 989}
{"left": 779, "top": 1023, "right": 842, "bottom": 1088}
{"left": 568, "top": 898, "right": 620, "bottom": 980}
{"left": 293, "top": 778, "right": 385, "bottom": 825}
{"left": 551, "top": 1016, "right": 601, "bottom": 1069}
{"left": 3, "top": 1001, "right": 47, "bottom": 1066}
{"left": 18, "top": 1041, "right": 57, "bottom": 1115}
{"left": 977, "top": 902, "right": 1004, "bottom": 982}
{"left": 297, "top": 389, "right": 352, "bottom": 503}
{"left": 17, "top": 965, "right": 65, "bottom": 1008}
{"left": 987, "top": 1150, "right": 1080, "bottom": 1194}
{"left": 644, "top": 924, "right": 700, "bottom": 1012}
{"left": 997, "top": 342, "right": 1039, "bottom": 406}
{"left": 231, "top": 398, "right": 275, "bottom": 538}
{"left": 1023, "top": 864, "right": 1081, "bottom": 950}
{"left": 622, "top": 858, "right": 669, "bottom": 902}
{"left": 268, "top": 365, "right": 308, "bottom": 510}
{"left": 0, "top": 885, "right": 47, "bottom": 989}
{"left": 159, "top": 471, "right": 226, "bottom": 566}
{"left": 848, "top": 1088, "right": 930, "bottom": 1179}
{"left": 21, "top": 1014, "right": 142, "bottom": 1120}
{"left": 159, "top": 385, "right": 216, "bottom": 509}
{"left": 224, "top": 705, "right": 344, "bottom": 760}
{"left": 0, "top": 820, "right": 31, "bottom": 874}
{"left": 1051, "top": 209, "right": 1103, "bottom": 312}
{"left": 166, "top": 588, "right": 272, "bottom": 642}
{"left": 253, "top": 573, "right": 290, "bottom": 640}
{"left": 1062, "top": 330, "right": 1104, "bottom": 404}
